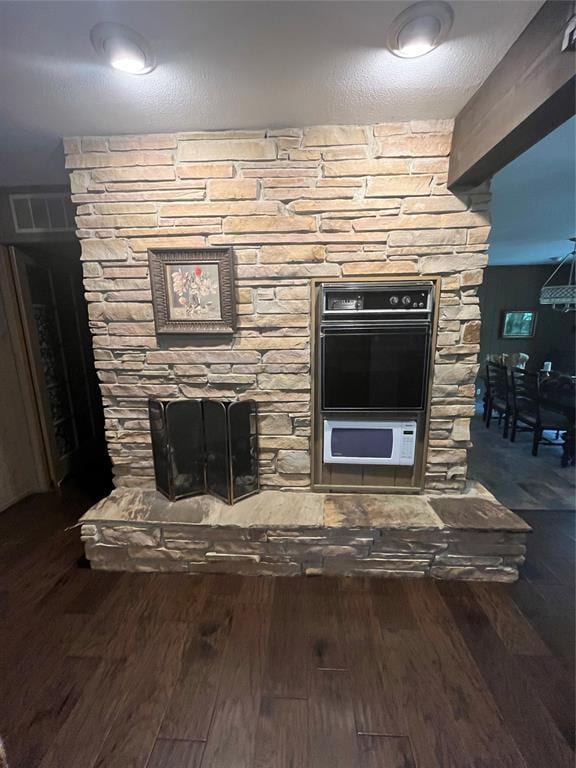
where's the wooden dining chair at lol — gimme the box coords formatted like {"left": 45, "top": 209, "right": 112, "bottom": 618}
{"left": 509, "top": 367, "right": 567, "bottom": 456}
{"left": 484, "top": 362, "right": 510, "bottom": 437}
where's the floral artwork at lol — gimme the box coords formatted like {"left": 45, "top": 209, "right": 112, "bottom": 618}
{"left": 166, "top": 263, "right": 222, "bottom": 320}
{"left": 148, "top": 248, "right": 236, "bottom": 334}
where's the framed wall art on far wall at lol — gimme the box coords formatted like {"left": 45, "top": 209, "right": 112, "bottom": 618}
{"left": 148, "top": 248, "right": 236, "bottom": 334}
{"left": 500, "top": 310, "right": 538, "bottom": 339}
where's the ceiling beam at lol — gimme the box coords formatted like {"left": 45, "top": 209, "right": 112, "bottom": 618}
{"left": 448, "top": 0, "right": 576, "bottom": 191}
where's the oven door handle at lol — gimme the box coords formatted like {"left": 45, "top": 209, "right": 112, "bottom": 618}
{"left": 321, "top": 324, "right": 430, "bottom": 335}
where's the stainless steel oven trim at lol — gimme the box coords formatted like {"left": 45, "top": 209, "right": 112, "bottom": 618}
{"left": 311, "top": 275, "right": 442, "bottom": 494}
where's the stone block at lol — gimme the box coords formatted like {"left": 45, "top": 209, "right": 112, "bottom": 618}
{"left": 63, "top": 136, "right": 81, "bottom": 154}
{"left": 205, "top": 551, "right": 261, "bottom": 563}
{"left": 258, "top": 436, "right": 309, "bottom": 450}
{"left": 223, "top": 215, "right": 316, "bottom": 233}
{"left": 275, "top": 286, "right": 310, "bottom": 300}
{"left": 77, "top": 214, "right": 157, "bottom": 229}
{"left": 276, "top": 450, "right": 310, "bottom": 474}
{"left": 411, "top": 158, "right": 449, "bottom": 174}
{"left": 468, "top": 225, "right": 491, "bottom": 244}
{"left": 403, "top": 196, "right": 468, "bottom": 214}
{"left": 462, "top": 321, "right": 481, "bottom": 343}
{"left": 376, "top": 134, "right": 451, "bottom": 157}
{"left": 323, "top": 159, "right": 411, "bottom": 176}
{"left": 66, "top": 151, "right": 173, "bottom": 169}
{"left": 373, "top": 123, "right": 409, "bottom": 136}
{"left": 101, "top": 525, "right": 160, "bottom": 547}
{"left": 236, "top": 263, "right": 340, "bottom": 279}
{"left": 177, "top": 163, "right": 235, "bottom": 178}
{"left": 366, "top": 175, "right": 432, "bottom": 197}
{"left": 434, "top": 365, "right": 477, "bottom": 385}
{"left": 303, "top": 125, "right": 368, "bottom": 146}
{"left": 388, "top": 229, "right": 466, "bottom": 246}
{"left": 85, "top": 543, "right": 128, "bottom": 562}
{"left": 461, "top": 269, "right": 484, "bottom": 286}
{"left": 341, "top": 261, "right": 418, "bottom": 276}
{"left": 88, "top": 303, "right": 154, "bottom": 322}
{"left": 430, "top": 565, "right": 517, "bottom": 582}
{"left": 179, "top": 139, "right": 276, "bottom": 162}
{"left": 188, "top": 560, "right": 301, "bottom": 576}
{"left": 260, "top": 245, "right": 325, "bottom": 262}
{"left": 259, "top": 414, "right": 293, "bottom": 435}
{"left": 262, "top": 350, "right": 310, "bottom": 364}
{"left": 92, "top": 202, "right": 156, "bottom": 215}
{"left": 208, "top": 178, "right": 259, "bottom": 200}
{"left": 70, "top": 171, "right": 91, "bottom": 193}
{"left": 256, "top": 299, "right": 309, "bottom": 314}
{"left": 427, "top": 448, "right": 467, "bottom": 464}
{"left": 147, "top": 350, "right": 260, "bottom": 364}
{"left": 81, "top": 137, "right": 107, "bottom": 152}
{"left": 82, "top": 239, "right": 129, "bottom": 261}
{"left": 452, "top": 418, "right": 471, "bottom": 442}
{"left": 109, "top": 134, "right": 177, "bottom": 150}
{"left": 410, "top": 119, "right": 453, "bottom": 134}
{"left": 420, "top": 254, "right": 488, "bottom": 274}
{"left": 257, "top": 373, "right": 310, "bottom": 391}
{"left": 321, "top": 147, "right": 369, "bottom": 160}
{"left": 159, "top": 201, "right": 278, "bottom": 217}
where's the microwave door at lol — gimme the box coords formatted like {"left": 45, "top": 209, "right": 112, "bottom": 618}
{"left": 321, "top": 326, "right": 430, "bottom": 411}
{"left": 323, "top": 419, "right": 417, "bottom": 465}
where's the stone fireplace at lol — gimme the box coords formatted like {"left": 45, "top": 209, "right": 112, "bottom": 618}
{"left": 65, "top": 120, "right": 489, "bottom": 495}
{"left": 66, "top": 122, "right": 531, "bottom": 581}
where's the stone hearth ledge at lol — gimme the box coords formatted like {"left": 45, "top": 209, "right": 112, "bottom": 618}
{"left": 79, "top": 482, "right": 530, "bottom": 581}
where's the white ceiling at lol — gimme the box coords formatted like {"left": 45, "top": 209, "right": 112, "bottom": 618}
{"left": 0, "top": 1, "right": 542, "bottom": 186}
{"left": 489, "top": 116, "right": 576, "bottom": 266}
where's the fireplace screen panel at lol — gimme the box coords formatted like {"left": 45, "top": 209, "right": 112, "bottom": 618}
{"left": 149, "top": 398, "right": 259, "bottom": 504}
{"left": 149, "top": 399, "right": 205, "bottom": 500}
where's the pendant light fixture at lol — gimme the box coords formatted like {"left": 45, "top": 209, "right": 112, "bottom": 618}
{"left": 540, "top": 237, "right": 576, "bottom": 312}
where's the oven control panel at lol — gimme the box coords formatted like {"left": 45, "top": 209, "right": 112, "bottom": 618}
{"left": 323, "top": 284, "right": 432, "bottom": 314}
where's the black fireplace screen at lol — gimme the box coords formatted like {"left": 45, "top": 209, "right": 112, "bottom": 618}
{"left": 149, "top": 398, "right": 259, "bottom": 504}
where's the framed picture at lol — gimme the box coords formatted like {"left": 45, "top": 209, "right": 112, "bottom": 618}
{"left": 148, "top": 248, "right": 236, "bottom": 334}
{"left": 500, "top": 310, "right": 537, "bottom": 339}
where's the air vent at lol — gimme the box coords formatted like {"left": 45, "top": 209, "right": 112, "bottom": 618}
{"left": 9, "top": 192, "right": 75, "bottom": 234}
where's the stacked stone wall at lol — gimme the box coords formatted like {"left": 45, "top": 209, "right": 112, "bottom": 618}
{"left": 65, "top": 120, "right": 490, "bottom": 492}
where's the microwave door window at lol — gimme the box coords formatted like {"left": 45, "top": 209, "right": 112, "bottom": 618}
{"left": 323, "top": 330, "right": 428, "bottom": 410}
{"left": 331, "top": 427, "right": 393, "bottom": 459}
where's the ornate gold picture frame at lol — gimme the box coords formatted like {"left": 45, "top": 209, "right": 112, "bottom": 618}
{"left": 148, "top": 248, "right": 236, "bottom": 334}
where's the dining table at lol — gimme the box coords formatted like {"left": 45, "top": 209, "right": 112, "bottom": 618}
{"left": 540, "top": 374, "right": 576, "bottom": 467}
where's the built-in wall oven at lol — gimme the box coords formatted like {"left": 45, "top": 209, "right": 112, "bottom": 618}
{"left": 313, "top": 279, "right": 437, "bottom": 492}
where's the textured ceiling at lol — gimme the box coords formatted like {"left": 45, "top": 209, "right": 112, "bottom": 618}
{"left": 0, "top": 1, "right": 542, "bottom": 186}
{"left": 489, "top": 116, "right": 576, "bottom": 266}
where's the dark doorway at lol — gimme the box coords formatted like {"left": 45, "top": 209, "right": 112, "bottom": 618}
{"left": 10, "top": 242, "right": 112, "bottom": 499}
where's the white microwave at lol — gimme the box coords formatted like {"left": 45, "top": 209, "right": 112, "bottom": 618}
{"left": 323, "top": 419, "right": 417, "bottom": 466}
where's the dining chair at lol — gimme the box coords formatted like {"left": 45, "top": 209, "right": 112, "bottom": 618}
{"left": 484, "top": 362, "right": 510, "bottom": 437}
{"left": 509, "top": 367, "right": 567, "bottom": 456}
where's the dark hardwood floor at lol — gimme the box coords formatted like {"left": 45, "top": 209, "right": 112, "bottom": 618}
{"left": 0, "top": 487, "right": 574, "bottom": 768}
{"left": 469, "top": 414, "right": 575, "bottom": 511}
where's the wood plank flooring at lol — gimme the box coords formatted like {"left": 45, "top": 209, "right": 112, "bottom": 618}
{"left": 0, "top": 488, "right": 573, "bottom": 768}
{"left": 469, "top": 414, "right": 575, "bottom": 510}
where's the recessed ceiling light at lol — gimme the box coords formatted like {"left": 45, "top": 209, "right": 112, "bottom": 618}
{"left": 90, "top": 23, "right": 156, "bottom": 75}
{"left": 388, "top": 1, "right": 454, "bottom": 59}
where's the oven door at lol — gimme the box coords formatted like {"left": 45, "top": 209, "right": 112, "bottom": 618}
{"left": 321, "top": 324, "right": 430, "bottom": 410}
